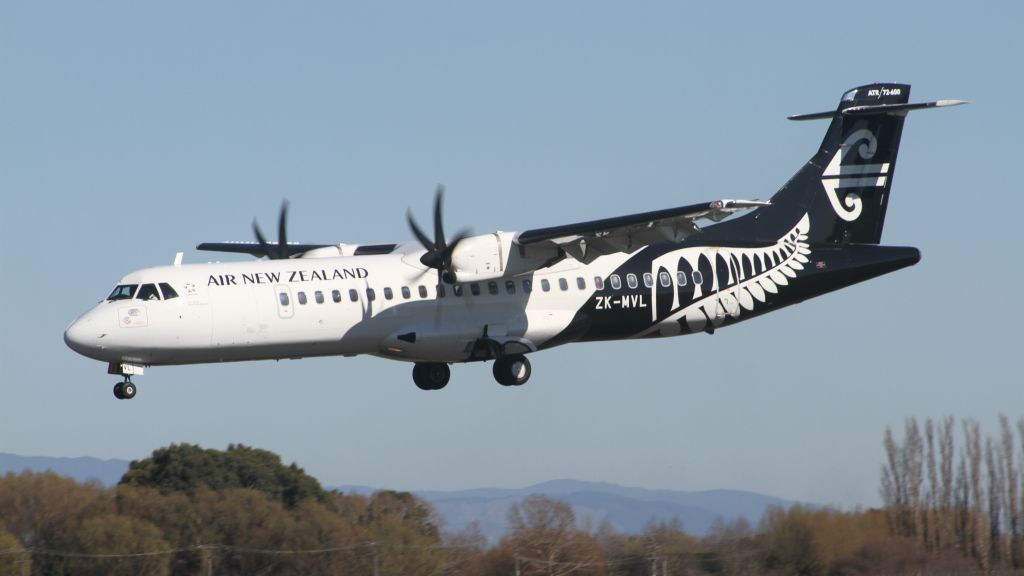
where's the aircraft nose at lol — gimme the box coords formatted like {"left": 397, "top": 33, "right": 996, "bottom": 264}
{"left": 64, "top": 312, "right": 108, "bottom": 357}
{"left": 64, "top": 318, "right": 91, "bottom": 354}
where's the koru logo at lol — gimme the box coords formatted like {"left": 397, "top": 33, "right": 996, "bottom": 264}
{"left": 821, "top": 130, "right": 891, "bottom": 222}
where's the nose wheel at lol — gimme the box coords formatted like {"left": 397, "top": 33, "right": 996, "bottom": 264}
{"left": 113, "top": 378, "right": 137, "bottom": 400}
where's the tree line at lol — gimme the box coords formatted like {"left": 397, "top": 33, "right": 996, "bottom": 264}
{"left": 0, "top": 423, "right": 1021, "bottom": 576}
{"left": 881, "top": 415, "right": 1024, "bottom": 573}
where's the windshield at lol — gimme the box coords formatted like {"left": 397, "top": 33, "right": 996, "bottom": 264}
{"left": 107, "top": 284, "right": 138, "bottom": 301}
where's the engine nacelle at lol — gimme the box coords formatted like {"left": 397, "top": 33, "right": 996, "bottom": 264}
{"left": 450, "top": 232, "right": 562, "bottom": 282}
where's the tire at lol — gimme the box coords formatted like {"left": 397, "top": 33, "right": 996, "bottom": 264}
{"left": 413, "top": 363, "right": 450, "bottom": 390}
{"left": 493, "top": 355, "right": 531, "bottom": 387}
{"left": 122, "top": 382, "right": 137, "bottom": 399}
{"left": 113, "top": 382, "right": 124, "bottom": 400}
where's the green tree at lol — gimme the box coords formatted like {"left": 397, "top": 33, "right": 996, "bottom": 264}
{"left": 120, "top": 444, "right": 324, "bottom": 507}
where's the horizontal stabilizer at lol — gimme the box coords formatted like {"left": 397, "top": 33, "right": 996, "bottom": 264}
{"left": 789, "top": 99, "right": 967, "bottom": 121}
{"left": 842, "top": 99, "right": 968, "bottom": 116}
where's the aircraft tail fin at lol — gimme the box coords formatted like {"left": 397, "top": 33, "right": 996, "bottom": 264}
{"left": 708, "top": 83, "right": 964, "bottom": 245}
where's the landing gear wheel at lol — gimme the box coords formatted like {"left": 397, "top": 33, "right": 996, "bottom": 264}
{"left": 493, "top": 354, "right": 531, "bottom": 387}
{"left": 412, "top": 363, "right": 450, "bottom": 390}
{"left": 121, "top": 382, "right": 137, "bottom": 399}
{"left": 113, "top": 379, "right": 137, "bottom": 400}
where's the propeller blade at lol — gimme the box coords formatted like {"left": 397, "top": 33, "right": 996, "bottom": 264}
{"left": 407, "top": 210, "right": 436, "bottom": 252}
{"left": 277, "top": 200, "right": 290, "bottom": 259}
{"left": 252, "top": 220, "right": 274, "bottom": 259}
{"left": 433, "top": 185, "right": 446, "bottom": 249}
{"left": 407, "top": 185, "right": 471, "bottom": 283}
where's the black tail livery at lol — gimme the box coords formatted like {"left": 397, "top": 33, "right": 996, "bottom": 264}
{"left": 707, "top": 83, "right": 965, "bottom": 246}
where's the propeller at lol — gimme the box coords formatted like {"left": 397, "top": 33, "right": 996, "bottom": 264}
{"left": 407, "top": 185, "right": 470, "bottom": 284}
{"left": 252, "top": 200, "right": 292, "bottom": 260}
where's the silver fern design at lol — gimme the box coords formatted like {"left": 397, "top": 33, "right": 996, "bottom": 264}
{"left": 638, "top": 214, "right": 812, "bottom": 337}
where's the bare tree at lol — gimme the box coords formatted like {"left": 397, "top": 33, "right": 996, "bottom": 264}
{"left": 939, "top": 416, "right": 955, "bottom": 551}
{"left": 905, "top": 418, "right": 924, "bottom": 541}
{"left": 926, "top": 418, "right": 939, "bottom": 549}
{"left": 965, "top": 419, "right": 989, "bottom": 571}
{"left": 985, "top": 437, "right": 1004, "bottom": 566}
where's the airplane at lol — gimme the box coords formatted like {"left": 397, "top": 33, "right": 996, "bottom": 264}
{"left": 64, "top": 83, "right": 964, "bottom": 399}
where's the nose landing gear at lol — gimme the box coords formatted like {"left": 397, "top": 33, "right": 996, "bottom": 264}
{"left": 113, "top": 378, "right": 137, "bottom": 400}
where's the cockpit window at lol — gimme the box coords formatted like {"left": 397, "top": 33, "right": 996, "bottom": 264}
{"left": 137, "top": 283, "right": 161, "bottom": 301}
{"left": 159, "top": 283, "right": 179, "bottom": 300}
{"left": 107, "top": 284, "right": 138, "bottom": 301}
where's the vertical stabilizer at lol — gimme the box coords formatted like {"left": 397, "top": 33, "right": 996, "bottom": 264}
{"left": 705, "top": 83, "right": 965, "bottom": 245}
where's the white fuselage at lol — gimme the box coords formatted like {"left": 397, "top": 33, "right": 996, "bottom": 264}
{"left": 64, "top": 243, "right": 633, "bottom": 367}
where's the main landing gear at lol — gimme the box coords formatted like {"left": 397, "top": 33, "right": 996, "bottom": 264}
{"left": 493, "top": 354, "right": 531, "bottom": 387}
{"left": 411, "top": 354, "right": 533, "bottom": 390}
{"left": 412, "top": 363, "right": 451, "bottom": 391}
{"left": 113, "top": 377, "right": 137, "bottom": 400}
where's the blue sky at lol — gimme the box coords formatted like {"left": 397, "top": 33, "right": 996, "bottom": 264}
{"left": 1, "top": 1, "right": 1020, "bottom": 508}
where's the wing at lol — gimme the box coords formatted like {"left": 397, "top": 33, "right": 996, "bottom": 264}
{"left": 195, "top": 241, "right": 336, "bottom": 259}
{"left": 515, "top": 199, "right": 769, "bottom": 262}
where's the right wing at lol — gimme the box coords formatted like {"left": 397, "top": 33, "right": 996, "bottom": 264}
{"left": 515, "top": 199, "right": 769, "bottom": 263}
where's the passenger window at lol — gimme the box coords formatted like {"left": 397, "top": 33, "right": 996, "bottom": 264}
{"left": 505, "top": 280, "right": 516, "bottom": 295}
{"left": 297, "top": 291, "right": 308, "bottom": 305}
{"left": 366, "top": 289, "right": 375, "bottom": 301}
{"left": 558, "top": 278, "right": 568, "bottom": 291}
{"left": 576, "top": 277, "right": 586, "bottom": 290}
{"left": 279, "top": 292, "right": 290, "bottom": 306}
{"left": 315, "top": 290, "right": 324, "bottom": 304}
{"left": 453, "top": 284, "right": 463, "bottom": 297}
{"left": 659, "top": 271, "right": 672, "bottom": 287}
{"left": 349, "top": 289, "right": 359, "bottom": 302}
{"left": 137, "top": 283, "right": 161, "bottom": 301}
{"left": 594, "top": 276, "right": 604, "bottom": 290}
{"left": 541, "top": 279, "right": 551, "bottom": 292}
{"left": 609, "top": 275, "right": 621, "bottom": 290}
{"left": 488, "top": 281, "right": 498, "bottom": 295}
{"left": 418, "top": 285, "right": 428, "bottom": 298}
{"left": 332, "top": 290, "right": 342, "bottom": 303}
{"left": 158, "top": 283, "right": 179, "bottom": 300}
{"left": 470, "top": 283, "right": 481, "bottom": 296}
{"left": 692, "top": 271, "right": 703, "bottom": 285}
{"left": 627, "top": 274, "right": 638, "bottom": 289}
{"left": 401, "top": 286, "right": 411, "bottom": 299}
{"left": 643, "top": 273, "right": 654, "bottom": 288}
{"left": 107, "top": 284, "right": 138, "bottom": 301}
{"left": 677, "top": 271, "right": 688, "bottom": 286}
{"left": 383, "top": 287, "right": 393, "bottom": 300}
{"left": 523, "top": 279, "right": 533, "bottom": 293}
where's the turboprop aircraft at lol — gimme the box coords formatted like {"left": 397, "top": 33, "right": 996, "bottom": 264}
{"left": 65, "top": 83, "right": 964, "bottom": 399}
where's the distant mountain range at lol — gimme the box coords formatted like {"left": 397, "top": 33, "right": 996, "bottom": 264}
{"left": 342, "top": 479, "right": 799, "bottom": 539}
{"left": 1, "top": 453, "right": 800, "bottom": 539}
{"left": 0, "top": 452, "right": 131, "bottom": 486}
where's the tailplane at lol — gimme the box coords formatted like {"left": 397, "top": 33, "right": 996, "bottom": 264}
{"left": 708, "top": 83, "right": 964, "bottom": 245}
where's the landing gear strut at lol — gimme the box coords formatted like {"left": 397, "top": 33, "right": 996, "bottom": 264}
{"left": 113, "top": 377, "right": 137, "bottom": 400}
{"left": 493, "top": 354, "right": 531, "bottom": 387}
{"left": 412, "top": 363, "right": 450, "bottom": 390}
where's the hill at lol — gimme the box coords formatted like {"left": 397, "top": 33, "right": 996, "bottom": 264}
{"left": 0, "top": 452, "right": 131, "bottom": 486}
{"left": 341, "top": 478, "right": 802, "bottom": 540}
